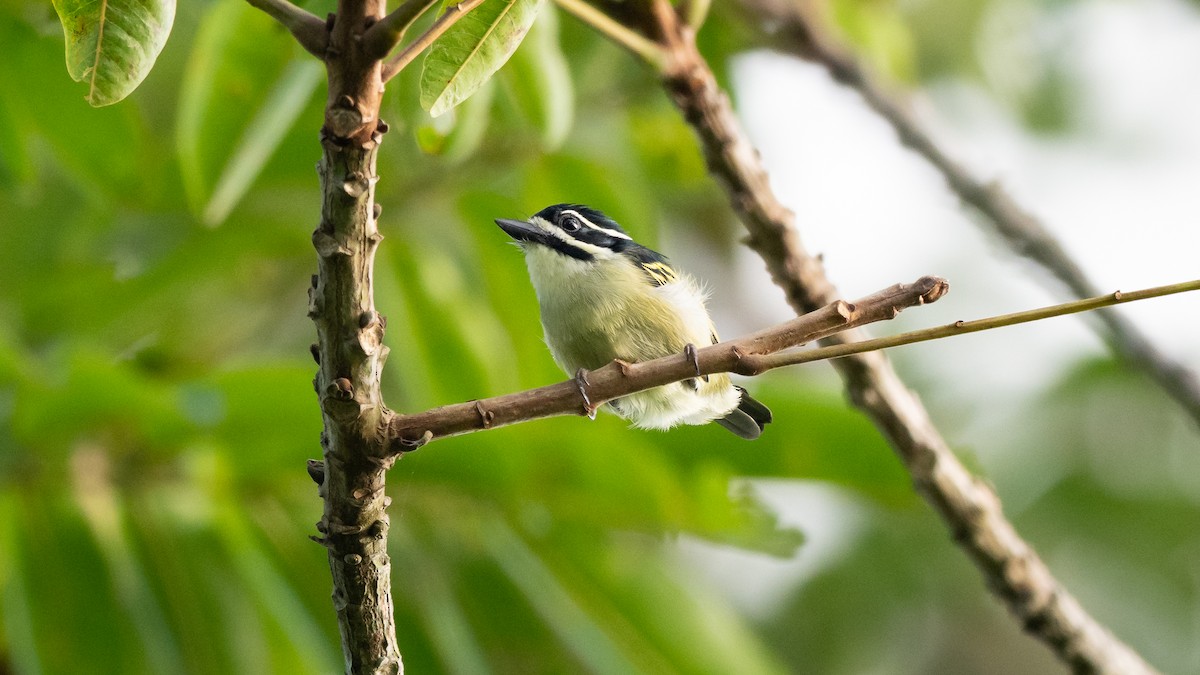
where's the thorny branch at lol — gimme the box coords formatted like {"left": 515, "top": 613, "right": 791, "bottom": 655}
{"left": 247, "top": 0, "right": 455, "bottom": 670}
{"left": 734, "top": 0, "right": 1200, "bottom": 431}
{"left": 553, "top": 0, "right": 1161, "bottom": 672}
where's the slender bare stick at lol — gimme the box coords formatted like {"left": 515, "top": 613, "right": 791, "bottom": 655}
{"left": 245, "top": 0, "right": 328, "bottom": 57}
{"left": 747, "top": 279, "right": 1200, "bottom": 373}
{"left": 380, "top": 0, "right": 487, "bottom": 82}
{"left": 362, "top": 0, "right": 440, "bottom": 60}
{"left": 553, "top": 0, "right": 666, "bottom": 67}
{"left": 734, "top": 0, "right": 1200, "bottom": 430}
{"left": 556, "top": 2, "right": 1160, "bottom": 671}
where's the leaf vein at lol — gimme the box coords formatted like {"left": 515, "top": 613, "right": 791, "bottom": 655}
{"left": 88, "top": 0, "right": 110, "bottom": 104}
{"left": 439, "top": 0, "right": 519, "bottom": 107}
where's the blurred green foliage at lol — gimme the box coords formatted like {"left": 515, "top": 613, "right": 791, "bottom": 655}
{"left": 1, "top": 0, "right": 1197, "bottom": 673}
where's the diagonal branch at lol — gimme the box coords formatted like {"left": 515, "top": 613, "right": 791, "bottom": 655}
{"left": 560, "top": 1, "right": 1162, "bottom": 672}
{"left": 743, "top": 279, "right": 1200, "bottom": 374}
{"left": 380, "top": 0, "right": 487, "bottom": 83}
{"left": 553, "top": 0, "right": 666, "bottom": 67}
{"left": 385, "top": 276, "right": 949, "bottom": 449}
{"left": 734, "top": 0, "right": 1200, "bottom": 430}
{"left": 362, "top": 0, "right": 440, "bottom": 61}
{"left": 245, "top": 0, "right": 328, "bottom": 57}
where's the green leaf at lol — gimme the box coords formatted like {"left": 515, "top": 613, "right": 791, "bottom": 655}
{"left": 482, "top": 518, "right": 644, "bottom": 674}
{"left": 51, "top": 0, "right": 176, "bottom": 106}
{"left": 499, "top": 4, "right": 573, "bottom": 149}
{"left": 203, "top": 60, "right": 323, "bottom": 225}
{"left": 420, "top": 0, "right": 544, "bottom": 118}
{"left": 176, "top": 0, "right": 317, "bottom": 222}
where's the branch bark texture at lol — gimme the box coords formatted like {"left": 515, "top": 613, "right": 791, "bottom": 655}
{"left": 735, "top": 0, "right": 1200, "bottom": 431}
{"left": 642, "top": 3, "right": 1158, "bottom": 672}
{"left": 312, "top": 135, "right": 400, "bottom": 675}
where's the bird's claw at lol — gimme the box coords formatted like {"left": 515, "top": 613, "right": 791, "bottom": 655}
{"left": 574, "top": 367, "right": 597, "bottom": 419}
{"left": 684, "top": 343, "right": 708, "bottom": 382}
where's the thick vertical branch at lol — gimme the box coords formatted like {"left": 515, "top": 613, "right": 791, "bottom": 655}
{"left": 307, "top": 1, "right": 400, "bottom": 673}
{"left": 326, "top": 1, "right": 388, "bottom": 145}
{"left": 647, "top": 4, "right": 1158, "bottom": 673}
{"left": 313, "top": 137, "right": 399, "bottom": 675}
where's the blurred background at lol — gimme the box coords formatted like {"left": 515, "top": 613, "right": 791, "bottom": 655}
{"left": 1, "top": 0, "right": 1198, "bottom": 672}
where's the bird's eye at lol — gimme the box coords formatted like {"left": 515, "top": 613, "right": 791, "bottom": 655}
{"left": 560, "top": 215, "right": 581, "bottom": 232}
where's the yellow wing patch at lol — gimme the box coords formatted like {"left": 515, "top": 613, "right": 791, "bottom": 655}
{"left": 639, "top": 261, "right": 678, "bottom": 287}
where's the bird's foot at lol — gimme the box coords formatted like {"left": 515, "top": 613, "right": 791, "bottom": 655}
{"left": 574, "top": 367, "right": 597, "bottom": 419}
{"left": 684, "top": 343, "right": 708, "bottom": 382}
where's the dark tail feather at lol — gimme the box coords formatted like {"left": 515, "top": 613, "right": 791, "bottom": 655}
{"left": 715, "top": 386, "right": 772, "bottom": 440}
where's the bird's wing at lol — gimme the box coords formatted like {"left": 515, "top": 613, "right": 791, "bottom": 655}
{"left": 625, "top": 245, "right": 679, "bottom": 287}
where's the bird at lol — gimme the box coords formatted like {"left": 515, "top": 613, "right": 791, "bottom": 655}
{"left": 495, "top": 203, "right": 772, "bottom": 439}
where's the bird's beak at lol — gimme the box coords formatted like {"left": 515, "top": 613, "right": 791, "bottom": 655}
{"left": 495, "top": 218, "right": 544, "bottom": 244}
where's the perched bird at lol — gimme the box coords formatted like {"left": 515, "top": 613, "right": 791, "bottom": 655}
{"left": 495, "top": 204, "right": 772, "bottom": 439}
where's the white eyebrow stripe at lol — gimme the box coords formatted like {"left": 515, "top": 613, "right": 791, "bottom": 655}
{"left": 561, "top": 209, "right": 632, "bottom": 240}
{"left": 539, "top": 217, "right": 616, "bottom": 258}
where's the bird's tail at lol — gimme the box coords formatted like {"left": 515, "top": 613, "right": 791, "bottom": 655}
{"left": 714, "top": 386, "right": 773, "bottom": 440}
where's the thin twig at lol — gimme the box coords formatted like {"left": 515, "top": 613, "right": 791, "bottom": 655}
{"left": 553, "top": 0, "right": 666, "bottom": 68}
{"left": 245, "top": 0, "right": 328, "bottom": 57}
{"left": 362, "top": 0, "right": 440, "bottom": 60}
{"left": 735, "top": 0, "right": 1200, "bottom": 430}
{"left": 380, "top": 0, "right": 487, "bottom": 83}
{"left": 578, "top": 2, "right": 1161, "bottom": 672}
{"left": 747, "top": 279, "right": 1200, "bottom": 373}
{"left": 385, "top": 276, "right": 948, "bottom": 448}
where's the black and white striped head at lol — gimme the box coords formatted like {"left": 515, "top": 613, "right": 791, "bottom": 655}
{"left": 495, "top": 204, "right": 637, "bottom": 261}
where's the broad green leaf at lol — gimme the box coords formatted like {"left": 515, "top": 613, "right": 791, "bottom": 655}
{"left": 72, "top": 446, "right": 187, "bottom": 675}
{"left": 0, "top": 83, "right": 33, "bottom": 185}
{"left": 0, "top": 493, "right": 40, "bottom": 675}
{"left": 177, "top": 0, "right": 315, "bottom": 221}
{"left": 203, "top": 59, "right": 323, "bottom": 225}
{"left": 51, "top": 0, "right": 175, "bottom": 106}
{"left": 483, "top": 518, "right": 645, "bottom": 674}
{"left": 499, "top": 4, "right": 573, "bottom": 149}
{"left": 420, "top": 0, "right": 544, "bottom": 118}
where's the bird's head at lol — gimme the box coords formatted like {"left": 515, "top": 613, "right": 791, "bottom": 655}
{"left": 495, "top": 204, "right": 636, "bottom": 262}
